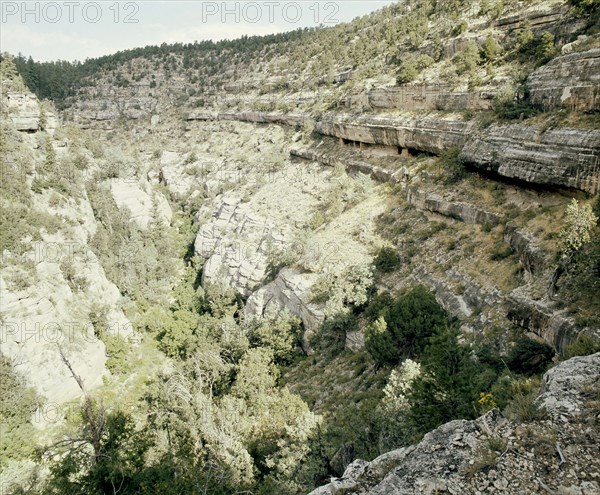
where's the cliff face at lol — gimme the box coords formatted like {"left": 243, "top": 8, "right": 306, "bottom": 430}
{"left": 316, "top": 113, "right": 472, "bottom": 156}
{"left": 1, "top": 90, "right": 134, "bottom": 405}
{"left": 527, "top": 48, "right": 600, "bottom": 112}
{"left": 6, "top": 92, "right": 58, "bottom": 133}
{"left": 460, "top": 124, "right": 600, "bottom": 194}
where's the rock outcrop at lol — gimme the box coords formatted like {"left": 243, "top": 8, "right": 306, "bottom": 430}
{"left": 406, "top": 188, "right": 502, "bottom": 226}
{"left": 4, "top": 92, "right": 58, "bottom": 134}
{"left": 537, "top": 352, "right": 600, "bottom": 419}
{"left": 290, "top": 147, "right": 406, "bottom": 184}
{"left": 194, "top": 195, "right": 289, "bottom": 296}
{"left": 368, "top": 85, "right": 491, "bottom": 112}
{"left": 307, "top": 353, "right": 600, "bottom": 495}
{"left": 66, "top": 87, "right": 158, "bottom": 128}
{"left": 316, "top": 113, "right": 472, "bottom": 156}
{"left": 506, "top": 291, "right": 580, "bottom": 355}
{"left": 503, "top": 225, "right": 547, "bottom": 278}
{"left": 460, "top": 124, "right": 600, "bottom": 194}
{"left": 0, "top": 194, "right": 133, "bottom": 404}
{"left": 245, "top": 268, "right": 325, "bottom": 351}
{"left": 217, "top": 111, "right": 311, "bottom": 127}
{"left": 110, "top": 180, "right": 172, "bottom": 228}
{"left": 527, "top": 48, "right": 600, "bottom": 112}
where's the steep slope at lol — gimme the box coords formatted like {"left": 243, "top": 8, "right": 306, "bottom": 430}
{"left": 308, "top": 353, "right": 600, "bottom": 495}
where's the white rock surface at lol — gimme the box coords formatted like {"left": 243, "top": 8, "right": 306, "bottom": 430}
{"left": 537, "top": 352, "right": 600, "bottom": 419}
{"left": 110, "top": 180, "right": 172, "bottom": 228}
{"left": 246, "top": 268, "right": 325, "bottom": 350}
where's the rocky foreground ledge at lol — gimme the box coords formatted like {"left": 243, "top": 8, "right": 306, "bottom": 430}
{"left": 308, "top": 353, "right": 600, "bottom": 495}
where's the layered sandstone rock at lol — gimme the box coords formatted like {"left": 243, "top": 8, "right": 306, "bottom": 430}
{"left": 316, "top": 113, "right": 473, "bottom": 155}
{"left": 460, "top": 124, "right": 600, "bottom": 194}
{"left": 527, "top": 48, "right": 600, "bottom": 112}
{"left": 407, "top": 188, "right": 502, "bottom": 226}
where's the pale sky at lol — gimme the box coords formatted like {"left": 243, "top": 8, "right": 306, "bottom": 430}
{"left": 1, "top": 1, "right": 398, "bottom": 62}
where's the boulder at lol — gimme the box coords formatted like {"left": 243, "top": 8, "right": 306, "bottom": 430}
{"left": 246, "top": 268, "right": 325, "bottom": 351}
{"left": 537, "top": 352, "right": 600, "bottom": 419}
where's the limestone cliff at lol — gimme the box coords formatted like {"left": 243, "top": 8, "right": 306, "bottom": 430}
{"left": 527, "top": 48, "right": 600, "bottom": 112}
{"left": 459, "top": 124, "right": 600, "bottom": 194}
{"left": 1, "top": 90, "right": 133, "bottom": 405}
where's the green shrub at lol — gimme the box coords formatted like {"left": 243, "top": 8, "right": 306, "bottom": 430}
{"left": 566, "top": 334, "right": 600, "bottom": 358}
{"left": 364, "top": 291, "right": 394, "bottom": 322}
{"left": 248, "top": 308, "right": 301, "bottom": 364}
{"left": 454, "top": 20, "right": 469, "bottom": 36}
{"left": 569, "top": 0, "right": 600, "bottom": 15}
{"left": 480, "top": 35, "right": 499, "bottom": 61}
{"left": 453, "top": 41, "right": 481, "bottom": 76}
{"left": 506, "top": 337, "right": 554, "bottom": 376}
{"left": 440, "top": 147, "right": 467, "bottom": 184}
{"left": 407, "top": 323, "right": 491, "bottom": 436}
{"left": 516, "top": 27, "right": 557, "bottom": 65}
{"left": 313, "top": 312, "right": 357, "bottom": 355}
{"left": 102, "top": 333, "right": 131, "bottom": 374}
{"left": 0, "top": 355, "right": 41, "bottom": 468}
{"left": 396, "top": 54, "right": 434, "bottom": 84}
{"left": 374, "top": 246, "right": 401, "bottom": 273}
{"left": 365, "top": 285, "right": 451, "bottom": 365}
{"left": 493, "top": 98, "right": 539, "bottom": 120}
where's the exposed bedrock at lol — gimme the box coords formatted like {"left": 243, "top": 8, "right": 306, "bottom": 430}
{"left": 503, "top": 225, "right": 548, "bottom": 278}
{"left": 406, "top": 187, "right": 502, "bottom": 226}
{"left": 218, "top": 111, "right": 311, "bottom": 127}
{"left": 315, "top": 113, "right": 473, "bottom": 156}
{"left": 459, "top": 124, "right": 600, "bottom": 194}
{"left": 506, "top": 290, "right": 582, "bottom": 355}
{"left": 245, "top": 268, "right": 325, "bottom": 353}
{"left": 308, "top": 353, "right": 600, "bottom": 495}
{"left": 290, "top": 147, "right": 406, "bottom": 184}
{"left": 194, "top": 195, "right": 289, "bottom": 296}
{"left": 4, "top": 91, "right": 58, "bottom": 133}
{"left": 527, "top": 48, "right": 600, "bottom": 112}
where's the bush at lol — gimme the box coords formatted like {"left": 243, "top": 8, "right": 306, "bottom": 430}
{"left": 101, "top": 333, "right": 131, "bottom": 374}
{"left": 569, "top": 0, "right": 600, "bottom": 14}
{"left": 453, "top": 41, "right": 481, "bottom": 76}
{"left": 506, "top": 337, "right": 554, "bottom": 376}
{"left": 374, "top": 246, "right": 401, "bottom": 273}
{"left": 566, "top": 334, "right": 600, "bottom": 358}
{"left": 492, "top": 92, "right": 540, "bottom": 120}
{"left": 365, "top": 285, "right": 452, "bottom": 365}
{"left": 480, "top": 35, "right": 499, "bottom": 61}
{"left": 314, "top": 312, "right": 357, "bottom": 355}
{"left": 440, "top": 147, "right": 467, "bottom": 184}
{"left": 503, "top": 377, "right": 546, "bottom": 422}
{"left": 406, "top": 323, "right": 491, "bottom": 436}
{"left": 248, "top": 308, "right": 301, "bottom": 364}
{"left": 396, "top": 54, "right": 434, "bottom": 84}
{"left": 0, "top": 355, "right": 41, "bottom": 468}
{"left": 516, "top": 27, "right": 557, "bottom": 65}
